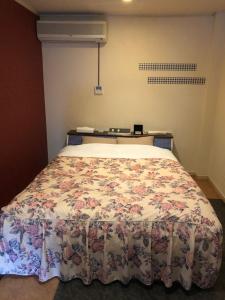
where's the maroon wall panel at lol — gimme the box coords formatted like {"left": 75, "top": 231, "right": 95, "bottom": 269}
{"left": 0, "top": 0, "right": 48, "bottom": 207}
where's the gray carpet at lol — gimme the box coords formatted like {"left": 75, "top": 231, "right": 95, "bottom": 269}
{"left": 54, "top": 200, "right": 225, "bottom": 300}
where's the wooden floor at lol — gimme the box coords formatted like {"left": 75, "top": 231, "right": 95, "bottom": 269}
{"left": 192, "top": 176, "right": 223, "bottom": 200}
{"left": 0, "top": 178, "right": 223, "bottom": 300}
{"left": 0, "top": 276, "right": 59, "bottom": 300}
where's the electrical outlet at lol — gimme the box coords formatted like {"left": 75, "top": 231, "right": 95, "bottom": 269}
{"left": 94, "top": 85, "right": 103, "bottom": 95}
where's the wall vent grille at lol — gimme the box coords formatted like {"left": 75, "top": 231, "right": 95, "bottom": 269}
{"left": 139, "top": 63, "right": 197, "bottom": 71}
{"left": 148, "top": 77, "right": 206, "bottom": 85}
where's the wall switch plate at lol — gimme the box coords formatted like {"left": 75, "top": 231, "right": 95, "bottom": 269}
{"left": 94, "top": 85, "right": 103, "bottom": 95}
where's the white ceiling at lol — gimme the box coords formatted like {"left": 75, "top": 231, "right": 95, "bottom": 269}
{"left": 15, "top": 0, "right": 225, "bottom": 16}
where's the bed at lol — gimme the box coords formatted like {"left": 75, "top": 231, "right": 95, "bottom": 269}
{"left": 0, "top": 143, "right": 222, "bottom": 290}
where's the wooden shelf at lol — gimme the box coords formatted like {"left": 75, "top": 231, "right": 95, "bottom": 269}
{"left": 67, "top": 130, "right": 173, "bottom": 139}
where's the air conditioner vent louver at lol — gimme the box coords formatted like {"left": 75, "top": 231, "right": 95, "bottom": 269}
{"left": 37, "top": 16, "right": 107, "bottom": 43}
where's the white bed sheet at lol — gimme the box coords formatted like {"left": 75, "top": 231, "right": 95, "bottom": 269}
{"left": 59, "top": 144, "right": 177, "bottom": 161}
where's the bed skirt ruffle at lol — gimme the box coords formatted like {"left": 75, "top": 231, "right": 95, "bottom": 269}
{"left": 0, "top": 215, "right": 222, "bottom": 290}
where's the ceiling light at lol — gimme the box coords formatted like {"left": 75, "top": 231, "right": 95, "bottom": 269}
{"left": 122, "top": 0, "right": 133, "bottom": 3}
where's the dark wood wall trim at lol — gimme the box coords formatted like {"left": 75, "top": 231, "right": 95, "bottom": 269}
{"left": 0, "top": 0, "right": 48, "bottom": 207}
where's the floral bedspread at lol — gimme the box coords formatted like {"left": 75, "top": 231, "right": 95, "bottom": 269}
{"left": 0, "top": 156, "right": 222, "bottom": 290}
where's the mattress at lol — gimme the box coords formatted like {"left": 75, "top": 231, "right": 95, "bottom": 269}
{"left": 0, "top": 144, "right": 222, "bottom": 290}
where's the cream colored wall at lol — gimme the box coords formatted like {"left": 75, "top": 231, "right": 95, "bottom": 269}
{"left": 208, "top": 13, "right": 225, "bottom": 198}
{"left": 42, "top": 15, "right": 214, "bottom": 174}
{"left": 197, "top": 13, "right": 225, "bottom": 176}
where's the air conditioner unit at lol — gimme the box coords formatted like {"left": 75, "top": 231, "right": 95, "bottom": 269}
{"left": 37, "top": 15, "right": 107, "bottom": 43}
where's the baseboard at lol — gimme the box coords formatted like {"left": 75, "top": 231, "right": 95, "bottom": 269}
{"left": 188, "top": 171, "right": 196, "bottom": 177}
{"left": 208, "top": 178, "right": 225, "bottom": 201}
{"left": 189, "top": 172, "right": 208, "bottom": 180}
{"left": 195, "top": 175, "right": 209, "bottom": 180}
